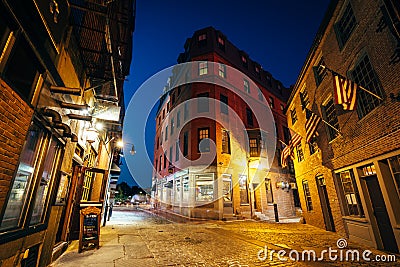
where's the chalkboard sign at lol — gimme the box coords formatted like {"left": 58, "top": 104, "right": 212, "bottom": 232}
{"left": 79, "top": 206, "right": 101, "bottom": 253}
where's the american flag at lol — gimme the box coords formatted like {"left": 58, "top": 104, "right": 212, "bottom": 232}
{"left": 333, "top": 73, "right": 358, "bottom": 111}
{"left": 280, "top": 132, "right": 302, "bottom": 168}
{"left": 305, "top": 109, "right": 321, "bottom": 143}
{"left": 281, "top": 144, "right": 291, "bottom": 168}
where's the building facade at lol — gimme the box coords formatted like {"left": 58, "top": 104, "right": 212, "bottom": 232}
{"left": 0, "top": 1, "right": 134, "bottom": 266}
{"left": 286, "top": 0, "right": 400, "bottom": 253}
{"left": 153, "top": 27, "right": 299, "bottom": 221}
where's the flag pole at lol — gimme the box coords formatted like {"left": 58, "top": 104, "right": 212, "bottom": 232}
{"left": 321, "top": 118, "right": 341, "bottom": 135}
{"left": 320, "top": 65, "right": 383, "bottom": 101}
{"left": 278, "top": 139, "right": 288, "bottom": 146}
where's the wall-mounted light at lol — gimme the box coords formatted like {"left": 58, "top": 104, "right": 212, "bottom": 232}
{"left": 85, "top": 127, "right": 99, "bottom": 143}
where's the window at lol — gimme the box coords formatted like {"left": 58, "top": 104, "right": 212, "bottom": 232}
{"left": 335, "top": 3, "right": 357, "bottom": 48}
{"left": 159, "top": 155, "right": 162, "bottom": 171}
{"left": 163, "top": 152, "right": 168, "bottom": 169}
{"left": 246, "top": 108, "right": 253, "bottom": 127}
{"left": 322, "top": 99, "right": 340, "bottom": 141}
{"left": 291, "top": 108, "right": 298, "bottom": 125}
{"left": 351, "top": 55, "right": 383, "bottom": 119}
{"left": 195, "top": 175, "right": 214, "bottom": 202}
{"left": 338, "top": 170, "right": 364, "bottom": 216}
{"left": 220, "top": 94, "right": 228, "bottom": 114}
{"left": 283, "top": 126, "right": 291, "bottom": 144}
{"left": 218, "top": 63, "right": 226, "bottom": 78}
{"left": 244, "top": 79, "right": 250, "bottom": 93}
{"left": 175, "top": 141, "right": 180, "bottom": 161}
{"left": 268, "top": 96, "right": 274, "bottom": 109}
{"left": 182, "top": 176, "right": 189, "bottom": 202}
{"left": 165, "top": 126, "right": 168, "bottom": 141}
{"left": 300, "top": 89, "right": 310, "bottom": 110}
{"left": 198, "top": 33, "right": 207, "bottom": 47}
{"left": 183, "top": 131, "right": 189, "bottom": 156}
{"left": 0, "top": 123, "right": 60, "bottom": 230}
{"left": 239, "top": 175, "right": 249, "bottom": 204}
{"left": 313, "top": 57, "right": 327, "bottom": 86}
{"left": 257, "top": 89, "right": 264, "bottom": 101}
{"left": 221, "top": 129, "right": 230, "bottom": 154}
{"left": 389, "top": 156, "right": 400, "bottom": 198}
{"left": 217, "top": 35, "right": 225, "bottom": 50}
{"left": 280, "top": 104, "right": 285, "bottom": 113}
{"left": 176, "top": 111, "right": 181, "bottom": 128}
{"left": 170, "top": 118, "right": 174, "bottom": 136}
{"left": 249, "top": 138, "right": 259, "bottom": 157}
{"left": 265, "top": 178, "right": 274, "bottom": 203}
{"left": 302, "top": 180, "right": 313, "bottom": 211}
{"left": 198, "top": 62, "right": 208, "bottom": 75}
{"left": 198, "top": 128, "right": 210, "bottom": 153}
{"left": 241, "top": 55, "right": 248, "bottom": 68}
{"left": 155, "top": 159, "right": 158, "bottom": 172}
{"left": 184, "top": 102, "right": 189, "bottom": 121}
{"left": 197, "top": 92, "right": 209, "bottom": 113}
{"left": 309, "top": 136, "right": 318, "bottom": 155}
{"left": 169, "top": 146, "right": 173, "bottom": 164}
{"left": 296, "top": 143, "right": 304, "bottom": 162}
{"left": 3, "top": 35, "right": 44, "bottom": 102}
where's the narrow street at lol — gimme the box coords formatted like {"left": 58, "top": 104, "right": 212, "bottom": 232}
{"left": 51, "top": 207, "right": 399, "bottom": 267}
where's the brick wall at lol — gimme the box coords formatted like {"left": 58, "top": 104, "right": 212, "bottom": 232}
{"left": 0, "top": 80, "right": 34, "bottom": 212}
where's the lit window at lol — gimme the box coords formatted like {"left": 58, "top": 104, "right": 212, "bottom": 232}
{"left": 249, "top": 138, "right": 259, "bottom": 157}
{"left": 388, "top": 156, "right": 400, "bottom": 197}
{"left": 195, "top": 175, "right": 214, "bottom": 202}
{"left": 269, "top": 96, "right": 274, "bottom": 109}
{"left": 338, "top": 170, "right": 364, "bottom": 216}
{"left": 296, "top": 143, "right": 304, "bottom": 162}
{"left": 291, "top": 108, "right": 298, "bottom": 124}
{"left": 300, "top": 89, "right": 310, "bottom": 110}
{"left": 199, "top": 62, "right": 208, "bottom": 75}
{"left": 280, "top": 104, "right": 285, "bottom": 113}
{"left": 218, "top": 63, "right": 226, "bottom": 78}
{"left": 198, "top": 127, "right": 210, "bottom": 153}
{"left": 239, "top": 175, "right": 249, "bottom": 204}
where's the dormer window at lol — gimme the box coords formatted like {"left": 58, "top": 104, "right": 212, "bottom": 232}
{"left": 241, "top": 55, "right": 248, "bottom": 68}
{"left": 198, "top": 33, "right": 207, "bottom": 47}
{"left": 217, "top": 35, "right": 225, "bottom": 51}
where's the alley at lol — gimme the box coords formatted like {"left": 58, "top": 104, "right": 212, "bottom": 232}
{"left": 51, "top": 208, "right": 399, "bottom": 267}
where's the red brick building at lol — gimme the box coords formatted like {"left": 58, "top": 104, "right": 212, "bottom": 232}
{"left": 286, "top": 0, "right": 400, "bottom": 253}
{"left": 152, "top": 27, "right": 299, "bottom": 220}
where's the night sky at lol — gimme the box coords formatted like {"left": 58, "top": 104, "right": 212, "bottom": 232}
{"left": 119, "top": 0, "right": 331, "bottom": 187}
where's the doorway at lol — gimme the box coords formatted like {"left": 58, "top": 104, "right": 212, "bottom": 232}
{"left": 316, "top": 175, "right": 335, "bottom": 232}
{"left": 222, "top": 175, "right": 233, "bottom": 215}
{"left": 365, "top": 175, "right": 399, "bottom": 253}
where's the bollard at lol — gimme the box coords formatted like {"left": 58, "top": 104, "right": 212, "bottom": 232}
{"left": 273, "top": 203, "right": 279, "bottom": 222}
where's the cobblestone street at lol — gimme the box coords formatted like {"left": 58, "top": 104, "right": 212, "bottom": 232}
{"left": 51, "top": 208, "right": 399, "bottom": 267}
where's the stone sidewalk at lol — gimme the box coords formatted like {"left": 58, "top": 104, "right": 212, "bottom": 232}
{"left": 51, "top": 208, "right": 399, "bottom": 267}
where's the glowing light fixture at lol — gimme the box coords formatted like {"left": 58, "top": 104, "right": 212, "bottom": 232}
{"left": 85, "top": 127, "right": 99, "bottom": 143}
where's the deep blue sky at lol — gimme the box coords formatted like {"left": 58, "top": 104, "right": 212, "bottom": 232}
{"left": 119, "top": 0, "right": 331, "bottom": 187}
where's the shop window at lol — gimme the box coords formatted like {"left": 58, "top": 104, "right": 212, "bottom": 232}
{"left": 30, "top": 138, "right": 59, "bottom": 225}
{"left": 81, "top": 149, "right": 96, "bottom": 201}
{"left": 389, "top": 156, "right": 400, "bottom": 198}
{"left": 338, "top": 170, "right": 364, "bottom": 217}
{"left": 174, "top": 178, "right": 181, "bottom": 203}
{"left": 182, "top": 176, "right": 189, "bottom": 202}
{"left": 195, "top": 175, "right": 214, "bottom": 202}
{"left": 302, "top": 180, "right": 313, "bottom": 211}
{"left": 3, "top": 35, "right": 44, "bottom": 102}
{"left": 239, "top": 175, "right": 249, "bottom": 204}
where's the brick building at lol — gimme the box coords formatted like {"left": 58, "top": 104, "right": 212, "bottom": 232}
{"left": 0, "top": 1, "right": 134, "bottom": 266}
{"left": 286, "top": 0, "right": 400, "bottom": 253}
{"left": 152, "top": 27, "right": 299, "bottom": 221}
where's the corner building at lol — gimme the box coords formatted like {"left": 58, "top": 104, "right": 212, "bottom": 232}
{"left": 153, "top": 27, "right": 300, "bottom": 221}
{"left": 286, "top": 0, "right": 400, "bottom": 253}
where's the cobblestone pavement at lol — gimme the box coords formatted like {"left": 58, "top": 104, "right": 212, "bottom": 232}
{"left": 52, "top": 208, "right": 400, "bottom": 267}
